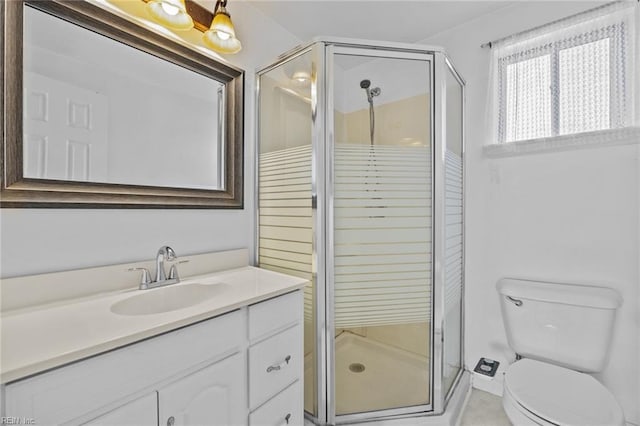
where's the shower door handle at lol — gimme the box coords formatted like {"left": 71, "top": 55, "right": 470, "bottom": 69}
{"left": 267, "top": 355, "right": 291, "bottom": 372}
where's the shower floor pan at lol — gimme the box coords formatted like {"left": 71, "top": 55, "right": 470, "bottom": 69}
{"left": 305, "top": 332, "right": 430, "bottom": 416}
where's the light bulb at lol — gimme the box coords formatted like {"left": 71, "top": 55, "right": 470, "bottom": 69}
{"left": 216, "top": 30, "right": 231, "bottom": 41}
{"left": 160, "top": 3, "right": 180, "bottom": 16}
{"left": 145, "top": 0, "right": 194, "bottom": 30}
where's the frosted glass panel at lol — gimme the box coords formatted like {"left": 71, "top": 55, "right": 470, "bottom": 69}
{"left": 334, "top": 144, "right": 431, "bottom": 328}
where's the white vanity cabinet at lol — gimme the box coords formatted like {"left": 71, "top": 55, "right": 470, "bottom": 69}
{"left": 2, "top": 289, "right": 303, "bottom": 426}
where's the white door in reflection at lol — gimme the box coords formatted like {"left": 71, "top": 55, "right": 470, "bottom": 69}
{"left": 24, "top": 72, "right": 108, "bottom": 182}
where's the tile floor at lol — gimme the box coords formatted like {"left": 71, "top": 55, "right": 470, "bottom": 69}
{"left": 459, "top": 389, "right": 511, "bottom": 426}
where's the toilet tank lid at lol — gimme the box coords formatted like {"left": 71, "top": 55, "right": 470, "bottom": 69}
{"left": 497, "top": 278, "right": 622, "bottom": 309}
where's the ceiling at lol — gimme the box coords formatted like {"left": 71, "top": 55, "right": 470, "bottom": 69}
{"left": 243, "top": 1, "right": 512, "bottom": 44}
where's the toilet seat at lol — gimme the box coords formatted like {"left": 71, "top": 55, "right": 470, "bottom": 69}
{"left": 504, "top": 359, "right": 625, "bottom": 426}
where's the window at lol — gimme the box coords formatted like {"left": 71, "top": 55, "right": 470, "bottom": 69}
{"left": 491, "top": 2, "right": 637, "bottom": 145}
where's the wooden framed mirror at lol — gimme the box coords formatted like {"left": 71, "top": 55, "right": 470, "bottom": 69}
{"left": 1, "top": 0, "right": 244, "bottom": 208}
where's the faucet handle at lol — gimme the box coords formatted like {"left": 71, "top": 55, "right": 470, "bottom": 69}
{"left": 128, "top": 267, "right": 152, "bottom": 288}
{"left": 168, "top": 260, "right": 189, "bottom": 281}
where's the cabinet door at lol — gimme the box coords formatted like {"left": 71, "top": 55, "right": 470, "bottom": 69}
{"left": 83, "top": 393, "right": 157, "bottom": 426}
{"left": 158, "top": 353, "right": 246, "bottom": 426}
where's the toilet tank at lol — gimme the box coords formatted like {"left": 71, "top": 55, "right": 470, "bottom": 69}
{"left": 497, "top": 278, "right": 621, "bottom": 373}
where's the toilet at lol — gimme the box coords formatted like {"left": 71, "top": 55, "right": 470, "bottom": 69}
{"left": 497, "top": 278, "right": 625, "bottom": 426}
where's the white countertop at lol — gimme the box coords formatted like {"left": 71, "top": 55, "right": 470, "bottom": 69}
{"left": 0, "top": 266, "right": 307, "bottom": 383}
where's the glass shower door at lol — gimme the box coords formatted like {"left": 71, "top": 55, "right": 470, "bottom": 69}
{"left": 328, "top": 46, "right": 434, "bottom": 420}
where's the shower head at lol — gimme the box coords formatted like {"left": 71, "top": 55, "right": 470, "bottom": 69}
{"left": 360, "top": 79, "right": 378, "bottom": 145}
{"left": 360, "top": 79, "right": 380, "bottom": 105}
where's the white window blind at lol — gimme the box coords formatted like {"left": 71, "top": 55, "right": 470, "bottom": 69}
{"left": 488, "top": 2, "right": 637, "bottom": 146}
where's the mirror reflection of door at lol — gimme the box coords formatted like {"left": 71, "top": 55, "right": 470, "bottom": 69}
{"left": 22, "top": 5, "right": 224, "bottom": 191}
{"left": 24, "top": 72, "right": 108, "bottom": 182}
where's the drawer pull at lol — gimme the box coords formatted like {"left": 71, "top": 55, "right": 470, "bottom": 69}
{"left": 267, "top": 355, "right": 291, "bottom": 373}
{"left": 282, "top": 413, "right": 292, "bottom": 425}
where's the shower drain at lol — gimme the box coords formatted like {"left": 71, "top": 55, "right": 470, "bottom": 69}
{"left": 349, "top": 363, "right": 366, "bottom": 373}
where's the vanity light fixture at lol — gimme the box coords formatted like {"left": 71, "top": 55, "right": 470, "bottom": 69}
{"left": 203, "top": 0, "right": 242, "bottom": 54}
{"left": 142, "top": 0, "right": 242, "bottom": 54}
{"left": 145, "top": 0, "right": 194, "bottom": 31}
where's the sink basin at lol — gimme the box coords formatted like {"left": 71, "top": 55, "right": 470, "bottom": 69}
{"left": 111, "top": 283, "right": 229, "bottom": 316}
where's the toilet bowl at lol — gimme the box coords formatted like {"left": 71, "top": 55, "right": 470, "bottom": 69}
{"left": 496, "top": 278, "right": 624, "bottom": 426}
{"left": 502, "top": 359, "right": 624, "bottom": 426}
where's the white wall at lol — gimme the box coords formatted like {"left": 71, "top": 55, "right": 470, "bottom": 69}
{"left": 0, "top": 2, "right": 302, "bottom": 278}
{"left": 424, "top": 3, "right": 639, "bottom": 424}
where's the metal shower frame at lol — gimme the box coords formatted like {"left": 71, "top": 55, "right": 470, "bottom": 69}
{"left": 255, "top": 37, "right": 467, "bottom": 426}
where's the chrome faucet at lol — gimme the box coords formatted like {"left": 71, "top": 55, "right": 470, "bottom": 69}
{"left": 128, "top": 245, "right": 185, "bottom": 290}
{"left": 155, "top": 245, "right": 176, "bottom": 283}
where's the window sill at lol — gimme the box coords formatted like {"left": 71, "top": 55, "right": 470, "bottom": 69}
{"left": 483, "top": 127, "right": 640, "bottom": 158}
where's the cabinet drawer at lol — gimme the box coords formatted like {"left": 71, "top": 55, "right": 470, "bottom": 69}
{"left": 249, "top": 381, "right": 302, "bottom": 426}
{"left": 249, "top": 290, "right": 302, "bottom": 341}
{"left": 249, "top": 324, "right": 302, "bottom": 409}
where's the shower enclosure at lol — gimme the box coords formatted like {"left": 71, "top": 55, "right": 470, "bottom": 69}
{"left": 256, "top": 38, "right": 466, "bottom": 425}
